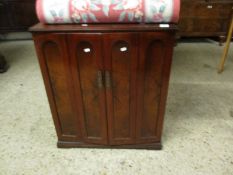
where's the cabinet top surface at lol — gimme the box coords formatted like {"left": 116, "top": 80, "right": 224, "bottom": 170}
{"left": 29, "top": 23, "right": 178, "bottom": 33}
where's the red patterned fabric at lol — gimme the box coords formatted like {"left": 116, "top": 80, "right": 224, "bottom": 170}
{"left": 36, "top": 0, "right": 180, "bottom": 24}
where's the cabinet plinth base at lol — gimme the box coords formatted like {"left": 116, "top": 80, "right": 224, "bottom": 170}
{"left": 57, "top": 141, "right": 162, "bottom": 150}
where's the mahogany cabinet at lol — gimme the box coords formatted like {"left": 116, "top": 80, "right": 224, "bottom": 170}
{"left": 0, "top": 0, "right": 38, "bottom": 32}
{"left": 30, "top": 23, "right": 177, "bottom": 149}
{"left": 178, "top": 0, "right": 233, "bottom": 44}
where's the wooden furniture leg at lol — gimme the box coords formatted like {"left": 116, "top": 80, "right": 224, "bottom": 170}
{"left": 0, "top": 53, "right": 8, "bottom": 73}
{"left": 218, "top": 17, "right": 233, "bottom": 73}
{"left": 219, "top": 36, "right": 226, "bottom": 46}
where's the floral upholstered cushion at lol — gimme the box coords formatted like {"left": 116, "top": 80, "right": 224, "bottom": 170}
{"left": 36, "top": 0, "right": 180, "bottom": 24}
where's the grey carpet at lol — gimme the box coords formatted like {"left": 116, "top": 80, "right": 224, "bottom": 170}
{"left": 0, "top": 39, "right": 233, "bottom": 175}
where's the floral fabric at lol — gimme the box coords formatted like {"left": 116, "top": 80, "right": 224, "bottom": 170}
{"left": 36, "top": 0, "right": 180, "bottom": 24}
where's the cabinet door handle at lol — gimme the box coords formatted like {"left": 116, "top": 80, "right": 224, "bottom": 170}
{"left": 105, "top": 71, "right": 111, "bottom": 88}
{"left": 97, "top": 70, "right": 104, "bottom": 89}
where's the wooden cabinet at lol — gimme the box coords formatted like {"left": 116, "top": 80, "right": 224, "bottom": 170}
{"left": 179, "top": 0, "right": 233, "bottom": 44}
{"left": 0, "top": 0, "right": 38, "bottom": 32}
{"left": 31, "top": 24, "right": 176, "bottom": 149}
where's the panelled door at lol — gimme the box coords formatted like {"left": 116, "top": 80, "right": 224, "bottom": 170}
{"left": 103, "top": 33, "right": 138, "bottom": 145}
{"left": 68, "top": 34, "right": 108, "bottom": 145}
{"left": 136, "top": 32, "right": 174, "bottom": 143}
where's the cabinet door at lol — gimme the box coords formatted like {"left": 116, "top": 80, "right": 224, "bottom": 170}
{"left": 136, "top": 32, "right": 174, "bottom": 143}
{"left": 33, "top": 34, "right": 80, "bottom": 142}
{"left": 103, "top": 33, "right": 138, "bottom": 145}
{"left": 68, "top": 34, "right": 108, "bottom": 144}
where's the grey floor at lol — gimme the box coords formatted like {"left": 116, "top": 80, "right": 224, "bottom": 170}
{"left": 0, "top": 39, "right": 233, "bottom": 175}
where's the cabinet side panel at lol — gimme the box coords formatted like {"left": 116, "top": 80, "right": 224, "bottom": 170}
{"left": 141, "top": 41, "right": 164, "bottom": 138}
{"left": 33, "top": 34, "right": 80, "bottom": 141}
{"left": 137, "top": 32, "right": 173, "bottom": 143}
{"left": 43, "top": 41, "right": 77, "bottom": 136}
